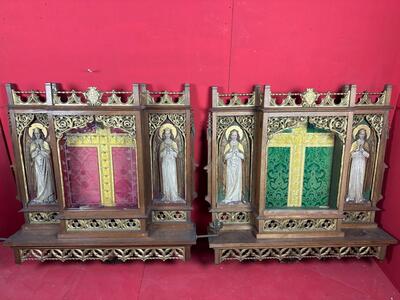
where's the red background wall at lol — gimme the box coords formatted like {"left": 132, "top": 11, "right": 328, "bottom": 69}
{"left": 0, "top": 0, "right": 399, "bottom": 289}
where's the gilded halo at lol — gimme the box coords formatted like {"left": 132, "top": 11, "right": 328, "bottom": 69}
{"left": 353, "top": 124, "right": 371, "bottom": 139}
{"left": 159, "top": 123, "right": 177, "bottom": 138}
{"left": 28, "top": 123, "right": 48, "bottom": 138}
{"left": 225, "top": 125, "right": 243, "bottom": 140}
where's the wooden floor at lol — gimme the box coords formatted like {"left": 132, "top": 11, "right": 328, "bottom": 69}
{"left": 0, "top": 242, "right": 398, "bottom": 300}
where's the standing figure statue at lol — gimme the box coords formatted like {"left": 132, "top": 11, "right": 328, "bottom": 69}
{"left": 159, "top": 124, "right": 183, "bottom": 202}
{"left": 29, "top": 125, "right": 56, "bottom": 204}
{"left": 222, "top": 126, "right": 245, "bottom": 204}
{"left": 346, "top": 126, "right": 370, "bottom": 203}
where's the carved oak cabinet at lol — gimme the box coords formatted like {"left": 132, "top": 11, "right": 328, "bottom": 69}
{"left": 207, "top": 84, "right": 396, "bottom": 263}
{"left": 4, "top": 83, "right": 196, "bottom": 263}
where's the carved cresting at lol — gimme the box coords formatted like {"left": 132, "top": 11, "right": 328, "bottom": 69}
{"left": 53, "top": 86, "right": 137, "bottom": 106}
{"left": 269, "top": 88, "right": 350, "bottom": 107}
{"left": 19, "top": 247, "right": 186, "bottom": 262}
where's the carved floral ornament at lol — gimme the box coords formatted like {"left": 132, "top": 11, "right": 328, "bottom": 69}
{"left": 266, "top": 116, "right": 348, "bottom": 142}
{"left": 53, "top": 115, "right": 136, "bottom": 139}
{"left": 14, "top": 113, "right": 49, "bottom": 137}
{"left": 19, "top": 247, "right": 186, "bottom": 262}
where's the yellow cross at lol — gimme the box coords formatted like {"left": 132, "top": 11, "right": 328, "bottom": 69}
{"left": 268, "top": 122, "right": 334, "bottom": 207}
{"left": 66, "top": 127, "right": 135, "bottom": 207}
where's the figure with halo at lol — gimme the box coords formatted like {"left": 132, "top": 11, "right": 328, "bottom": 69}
{"left": 222, "top": 125, "right": 245, "bottom": 204}
{"left": 159, "top": 123, "right": 183, "bottom": 202}
{"left": 346, "top": 125, "right": 370, "bottom": 203}
{"left": 29, "top": 123, "right": 56, "bottom": 204}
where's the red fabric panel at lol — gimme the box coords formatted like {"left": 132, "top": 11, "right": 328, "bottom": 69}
{"left": 112, "top": 147, "right": 138, "bottom": 208}
{"left": 63, "top": 147, "right": 101, "bottom": 208}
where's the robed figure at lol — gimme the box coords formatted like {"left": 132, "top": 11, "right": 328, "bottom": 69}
{"left": 159, "top": 125, "right": 183, "bottom": 202}
{"left": 29, "top": 126, "right": 56, "bottom": 204}
{"left": 222, "top": 128, "right": 245, "bottom": 204}
{"left": 346, "top": 127, "right": 370, "bottom": 203}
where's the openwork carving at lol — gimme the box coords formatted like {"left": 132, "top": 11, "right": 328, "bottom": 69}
{"left": 270, "top": 89, "right": 350, "bottom": 107}
{"left": 53, "top": 87, "right": 137, "bottom": 106}
{"left": 343, "top": 211, "right": 373, "bottom": 224}
{"left": 353, "top": 114, "right": 384, "bottom": 139}
{"left": 357, "top": 91, "right": 386, "bottom": 105}
{"left": 65, "top": 218, "right": 141, "bottom": 231}
{"left": 143, "top": 90, "right": 185, "bottom": 105}
{"left": 12, "top": 90, "right": 45, "bottom": 105}
{"left": 263, "top": 218, "right": 337, "bottom": 232}
{"left": 366, "top": 115, "right": 384, "bottom": 138}
{"left": 28, "top": 212, "right": 59, "bottom": 224}
{"left": 152, "top": 211, "right": 187, "bottom": 222}
{"left": 217, "top": 92, "right": 256, "bottom": 106}
{"left": 148, "top": 113, "right": 186, "bottom": 136}
{"left": 15, "top": 114, "right": 35, "bottom": 136}
{"left": 266, "top": 116, "right": 307, "bottom": 140}
{"left": 83, "top": 87, "right": 103, "bottom": 106}
{"left": 19, "top": 247, "right": 185, "bottom": 262}
{"left": 216, "top": 115, "right": 255, "bottom": 139}
{"left": 96, "top": 115, "right": 136, "bottom": 137}
{"left": 35, "top": 114, "right": 49, "bottom": 127}
{"left": 215, "top": 211, "right": 251, "bottom": 224}
{"left": 309, "top": 116, "right": 348, "bottom": 142}
{"left": 235, "top": 116, "right": 255, "bottom": 137}
{"left": 54, "top": 115, "right": 95, "bottom": 138}
{"left": 219, "top": 246, "right": 380, "bottom": 262}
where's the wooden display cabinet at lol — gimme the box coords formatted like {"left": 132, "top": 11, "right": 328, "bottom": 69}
{"left": 4, "top": 82, "right": 196, "bottom": 263}
{"left": 207, "top": 84, "right": 396, "bottom": 263}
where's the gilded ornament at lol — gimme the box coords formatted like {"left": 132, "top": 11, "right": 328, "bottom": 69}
{"left": 96, "top": 115, "right": 136, "bottom": 137}
{"left": 54, "top": 115, "right": 95, "bottom": 138}
{"left": 15, "top": 113, "right": 35, "bottom": 136}
{"left": 19, "top": 247, "right": 185, "bottom": 262}
{"left": 84, "top": 87, "right": 103, "bottom": 106}
{"left": 66, "top": 218, "right": 141, "bottom": 231}
{"left": 301, "top": 88, "right": 319, "bottom": 107}
{"left": 219, "top": 246, "right": 379, "bottom": 262}
{"left": 152, "top": 211, "right": 187, "bottom": 222}
{"left": 308, "top": 116, "right": 347, "bottom": 142}
{"left": 28, "top": 212, "right": 59, "bottom": 224}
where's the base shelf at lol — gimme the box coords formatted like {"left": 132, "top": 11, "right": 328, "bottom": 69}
{"left": 4, "top": 225, "right": 196, "bottom": 263}
{"left": 209, "top": 228, "right": 396, "bottom": 264}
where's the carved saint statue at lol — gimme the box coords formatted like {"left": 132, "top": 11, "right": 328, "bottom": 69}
{"left": 346, "top": 126, "right": 370, "bottom": 203}
{"left": 159, "top": 124, "right": 183, "bottom": 202}
{"left": 29, "top": 124, "right": 56, "bottom": 204}
{"left": 222, "top": 126, "right": 245, "bottom": 204}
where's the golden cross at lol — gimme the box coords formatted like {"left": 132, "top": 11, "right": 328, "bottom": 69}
{"left": 268, "top": 122, "right": 334, "bottom": 207}
{"left": 66, "top": 127, "right": 135, "bottom": 207}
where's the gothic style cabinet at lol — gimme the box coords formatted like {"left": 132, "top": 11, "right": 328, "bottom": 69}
{"left": 207, "top": 84, "right": 396, "bottom": 263}
{"left": 4, "top": 83, "right": 196, "bottom": 263}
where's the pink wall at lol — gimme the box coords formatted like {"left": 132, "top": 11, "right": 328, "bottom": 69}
{"left": 0, "top": 0, "right": 399, "bottom": 288}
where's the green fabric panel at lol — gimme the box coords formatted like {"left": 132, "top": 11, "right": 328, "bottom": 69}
{"left": 302, "top": 147, "right": 333, "bottom": 207}
{"left": 266, "top": 147, "right": 290, "bottom": 208}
